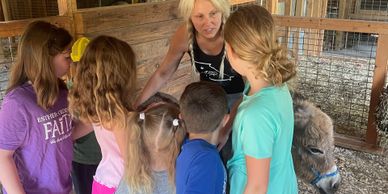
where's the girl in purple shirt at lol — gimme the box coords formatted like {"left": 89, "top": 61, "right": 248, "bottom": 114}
{"left": 0, "top": 21, "right": 74, "bottom": 194}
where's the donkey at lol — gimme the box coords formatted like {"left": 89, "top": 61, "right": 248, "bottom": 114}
{"left": 292, "top": 92, "right": 341, "bottom": 194}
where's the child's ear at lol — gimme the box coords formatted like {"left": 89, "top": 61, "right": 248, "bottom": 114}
{"left": 221, "top": 114, "right": 230, "bottom": 128}
{"left": 179, "top": 113, "right": 182, "bottom": 120}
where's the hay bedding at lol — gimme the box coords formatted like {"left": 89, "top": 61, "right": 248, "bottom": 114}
{"left": 298, "top": 146, "right": 388, "bottom": 194}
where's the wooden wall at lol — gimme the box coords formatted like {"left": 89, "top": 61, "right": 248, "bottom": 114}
{"left": 73, "top": 1, "right": 191, "bottom": 98}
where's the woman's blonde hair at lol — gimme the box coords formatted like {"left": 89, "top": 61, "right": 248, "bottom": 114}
{"left": 224, "top": 5, "right": 296, "bottom": 85}
{"left": 179, "top": 0, "right": 230, "bottom": 79}
{"left": 68, "top": 35, "right": 137, "bottom": 128}
{"left": 125, "top": 103, "right": 185, "bottom": 193}
{"left": 7, "top": 20, "right": 72, "bottom": 110}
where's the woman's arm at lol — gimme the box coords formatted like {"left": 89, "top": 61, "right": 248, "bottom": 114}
{"left": 244, "top": 155, "right": 271, "bottom": 194}
{"left": 0, "top": 149, "right": 25, "bottom": 194}
{"left": 133, "top": 24, "right": 189, "bottom": 109}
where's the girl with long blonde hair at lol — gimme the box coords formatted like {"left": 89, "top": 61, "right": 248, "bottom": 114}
{"left": 116, "top": 99, "right": 185, "bottom": 194}
{"left": 68, "top": 35, "right": 137, "bottom": 194}
{"left": 0, "top": 20, "right": 74, "bottom": 193}
{"left": 224, "top": 5, "right": 298, "bottom": 194}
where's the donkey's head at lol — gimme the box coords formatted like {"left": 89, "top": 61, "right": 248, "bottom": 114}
{"left": 292, "top": 93, "right": 341, "bottom": 194}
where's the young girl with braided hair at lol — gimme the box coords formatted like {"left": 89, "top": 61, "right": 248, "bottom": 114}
{"left": 224, "top": 5, "right": 298, "bottom": 194}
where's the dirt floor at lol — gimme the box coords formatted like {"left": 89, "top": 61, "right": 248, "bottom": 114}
{"left": 298, "top": 146, "right": 388, "bottom": 194}
{"left": 0, "top": 146, "right": 387, "bottom": 194}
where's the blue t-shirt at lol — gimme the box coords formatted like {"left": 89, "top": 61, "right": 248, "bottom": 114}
{"left": 227, "top": 83, "right": 298, "bottom": 194}
{"left": 176, "top": 139, "right": 227, "bottom": 194}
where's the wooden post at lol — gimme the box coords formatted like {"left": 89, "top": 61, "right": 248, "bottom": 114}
{"left": 335, "top": 0, "right": 347, "bottom": 50}
{"left": 291, "top": 0, "right": 304, "bottom": 59}
{"left": 304, "top": 0, "right": 313, "bottom": 55}
{"left": 354, "top": 0, "right": 361, "bottom": 14}
{"left": 1, "top": 0, "right": 10, "bottom": 20}
{"left": 266, "top": 0, "right": 278, "bottom": 14}
{"left": 57, "top": 0, "right": 77, "bottom": 16}
{"left": 0, "top": 0, "right": 4, "bottom": 21}
{"left": 283, "top": 0, "right": 292, "bottom": 48}
{"left": 316, "top": 0, "right": 327, "bottom": 55}
{"left": 366, "top": 34, "right": 388, "bottom": 146}
{"left": 57, "top": 0, "right": 77, "bottom": 83}
{"left": 284, "top": 0, "right": 291, "bottom": 15}
{"left": 57, "top": 0, "right": 76, "bottom": 37}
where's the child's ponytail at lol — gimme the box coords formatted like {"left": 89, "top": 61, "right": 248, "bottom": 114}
{"left": 124, "top": 112, "right": 153, "bottom": 193}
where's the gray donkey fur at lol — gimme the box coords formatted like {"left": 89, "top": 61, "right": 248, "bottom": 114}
{"left": 292, "top": 92, "right": 341, "bottom": 194}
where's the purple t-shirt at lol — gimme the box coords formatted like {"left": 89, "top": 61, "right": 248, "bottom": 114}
{"left": 0, "top": 83, "right": 73, "bottom": 194}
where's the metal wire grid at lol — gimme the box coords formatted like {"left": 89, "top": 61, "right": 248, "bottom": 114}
{"left": 231, "top": 0, "right": 266, "bottom": 11}
{"left": 348, "top": 0, "right": 388, "bottom": 21}
{"left": 327, "top": 0, "right": 340, "bottom": 18}
{"left": 2, "top": 0, "right": 58, "bottom": 20}
{"left": 278, "top": 27, "right": 376, "bottom": 138}
{"left": 0, "top": 36, "right": 18, "bottom": 105}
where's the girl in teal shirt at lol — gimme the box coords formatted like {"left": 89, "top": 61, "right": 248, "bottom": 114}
{"left": 224, "top": 5, "right": 298, "bottom": 194}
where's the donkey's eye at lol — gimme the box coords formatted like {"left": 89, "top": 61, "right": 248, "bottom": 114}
{"left": 306, "top": 146, "right": 324, "bottom": 155}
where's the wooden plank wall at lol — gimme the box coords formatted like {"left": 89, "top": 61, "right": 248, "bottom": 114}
{"left": 73, "top": 1, "right": 191, "bottom": 98}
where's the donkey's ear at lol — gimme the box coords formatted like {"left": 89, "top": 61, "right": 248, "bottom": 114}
{"left": 294, "top": 102, "right": 313, "bottom": 134}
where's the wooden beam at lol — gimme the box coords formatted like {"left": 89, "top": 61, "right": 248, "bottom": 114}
{"left": 82, "top": 19, "right": 182, "bottom": 45}
{"left": 73, "top": 1, "right": 180, "bottom": 34}
{"left": 366, "top": 34, "right": 388, "bottom": 145}
{"left": 273, "top": 16, "right": 388, "bottom": 34}
{"left": 0, "top": 16, "right": 71, "bottom": 37}
{"left": 335, "top": 133, "right": 384, "bottom": 154}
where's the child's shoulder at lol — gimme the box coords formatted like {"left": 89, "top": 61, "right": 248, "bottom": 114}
{"left": 3, "top": 84, "right": 34, "bottom": 104}
{"left": 180, "top": 139, "right": 220, "bottom": 163}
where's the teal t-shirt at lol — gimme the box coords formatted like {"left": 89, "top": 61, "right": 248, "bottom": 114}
{"left": 227, "top": 83, "right": 298, "bottom": 194}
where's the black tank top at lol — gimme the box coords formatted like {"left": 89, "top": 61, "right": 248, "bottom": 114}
{"left": 190, "top": 39, "right": 244, "bottom": 94}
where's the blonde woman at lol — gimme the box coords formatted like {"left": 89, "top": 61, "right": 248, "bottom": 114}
{"left": 116, "top": 99, "right": 185, "bottom": 194}
{"left": 134, "top": 0, "right": 244, "bottom": 110}
{"left": 134, "top": 0, "right": 243, "bottom": 163}
{"left": 224, "top": 5, "right": 298, "bottom": 194}
{"left": 0, "top": 21, "right": 73, "bottom": 193}
{"left": 68, "top": 35, "right": 137, "bottom": 194}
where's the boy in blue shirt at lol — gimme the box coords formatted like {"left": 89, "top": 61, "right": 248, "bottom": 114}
{"left": 176, "top": 81, "right": 229, "bottom": 194}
